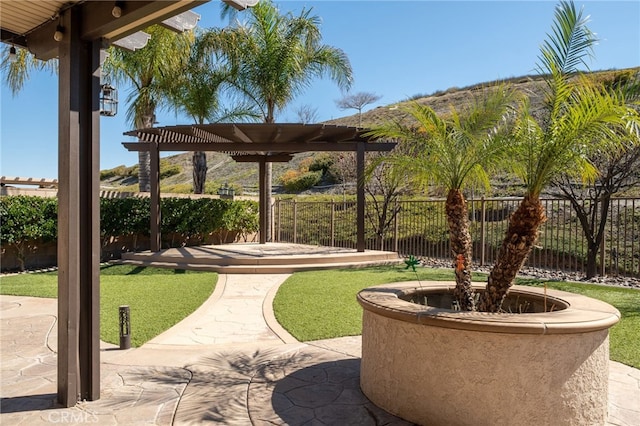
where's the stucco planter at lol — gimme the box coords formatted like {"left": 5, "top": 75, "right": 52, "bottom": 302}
{"left": 357, "top": 281, "right": 621, "bottom": 426}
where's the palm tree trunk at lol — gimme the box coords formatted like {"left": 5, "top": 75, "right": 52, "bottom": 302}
{"left": 192, "top": 151, "right": 207, "bottom": 194}
{"left": 479, "top": 194, "right": 546, "bottom": 312}
{"left": 445, "top": 189, "right": 475, "bottom": 311}
{"left": 138, "top": 151, "right": 151, "bottom": 192}
{"left": 265, "top": 111, "right": 275, "bottom": 242}
{"left": 137, "top": 111, "right": 155, "bottom": 192}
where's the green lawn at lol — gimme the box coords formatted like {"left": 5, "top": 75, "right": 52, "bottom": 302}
{"left": 0, "top": 264, "right": 217, "bottom": 347}
{"left": 273, "top": 266, "right": 640, "bottom": 369}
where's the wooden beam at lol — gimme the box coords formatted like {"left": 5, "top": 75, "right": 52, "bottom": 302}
{"left": 22, "top": 0, "right": 208, "bottom": 60}
{"left": 57, "top": 8, "right": 100, "bottom": 407}
{"left": 231, "top": 124, "right": 253, "bottom": 143}
{"left": 231, "top": 154, "right": 293, "bottom": 163}
{"left": 85, "top": 1, "right": 207, "bottom": 41}
{"left": 123, "top": 141, "right": 397, "bottom": 153}
{"left": 1, "top": 29, "right": 27, "bottom": 48}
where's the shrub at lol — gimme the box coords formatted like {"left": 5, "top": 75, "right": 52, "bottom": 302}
{"left": 281, "top": 171, "right": 322, "bottom": 192}
{"left": 0, "top": 196, "right": 58, "bottom": 270}
{"left": 1, "top": 196, "right": 259, "bottom": 270}
{"left": 101, "top": 197, "right": 150, "bottom": 238}
{"left": 159, "top": 160, "right": 182, "bottom": 179}
{"left": 310, "top": 154, "right": 340, "bottom": 184}
{"left": 99, "top": 164, "right": 137, "bottom": 180}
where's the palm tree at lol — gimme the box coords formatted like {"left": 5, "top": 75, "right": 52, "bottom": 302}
{"left": 366, "top": 86, "right": 516, "bottom": 311}
{"left": 1, "top": 46, "right": 57, "bottom": 95}
{"left": 479, "top": 0, "right": 640, "bottom": 312}
{"left": 102, "top": 25, "right": 193, "bottom": 192}
{"left": 206, "top": 0, "right": 353, "bottom": 240}
{"left": 167, "top": 30, "right": 260, "bottom": 193}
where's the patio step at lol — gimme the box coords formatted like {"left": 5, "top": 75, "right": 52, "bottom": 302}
{"left": 115, "top": 258, "right": 403, "bottom": 274}
{"left": 117, "top": 244, "right": 403, "bottom": 274}
{"left": 121, "top": 249, "right": 399, "bottom": 266}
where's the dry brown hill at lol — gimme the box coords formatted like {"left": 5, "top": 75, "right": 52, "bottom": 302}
{"left": 100, "top": 67, "right": 639, "bottom": 196}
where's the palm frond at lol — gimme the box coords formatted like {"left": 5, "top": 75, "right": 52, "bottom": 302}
{"left": 536, "top": 0, "right": 596, "bottom": 76}
{"left": 1, "top": 46, "right": 57, "bottom": 96}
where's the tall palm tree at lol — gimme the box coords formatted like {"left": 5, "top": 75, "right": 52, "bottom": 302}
{"left": 167, "top": 30, "right": 260, "bottom": 193}
{"left": 366, "top": 86, "right": 516, "bottom": 311}
{"left": 206, "top": 0, "right": 353, "bottom": 240}
{"left": 102, "top": 25, "right": 193, "bottom": 192}
{"left": 479, "top": 0, "right": 640, "bottom": 312}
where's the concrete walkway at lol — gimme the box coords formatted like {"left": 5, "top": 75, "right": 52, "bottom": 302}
{"left": 1, "top": 273, "right": 639, "bottom": 425}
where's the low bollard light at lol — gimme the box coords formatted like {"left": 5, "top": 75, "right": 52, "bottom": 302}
{"left": 119, "top": 305, "right": 131, "bottom": 349}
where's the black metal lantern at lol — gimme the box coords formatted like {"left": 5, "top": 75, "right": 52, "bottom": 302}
{"left": 100, "top": 84, "right": 118, "bottom": 116}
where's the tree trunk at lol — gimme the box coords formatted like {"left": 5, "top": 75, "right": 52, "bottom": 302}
{"left": 585, "top": 242, "right": 599, "bottom": 279}
{"left": 138, "top": 151, "right": 151, "bottom": 192}
{"left": 445, "top": 189, "right": 475, "bottom": 311}
{"left": 137, "top": 111, "right": 155, "bottom": 192}
{"left": 192, "top": 151, "right": 207, "bottom": 194}
{"left": 479, "top": 194, "right": 546, "bottom": 312}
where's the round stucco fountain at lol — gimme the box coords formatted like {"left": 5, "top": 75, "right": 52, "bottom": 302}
{"left": 357, "top": 281, "right": 620, "bottom": 426}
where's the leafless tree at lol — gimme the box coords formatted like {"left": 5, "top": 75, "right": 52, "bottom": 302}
{"left": 332, "top": 150, "right": 411, "bottom": 250}
{"left": 549, "top": 70, "right": 640, "bottom": 278}
{"left": 335, "top": 91, "right": 382, "bottom": 126}
{"left": 294, "top": 104, "right": 319, "bottom": 124}
{"left": 550, "top": 146, "right": 640, "bottom": 278}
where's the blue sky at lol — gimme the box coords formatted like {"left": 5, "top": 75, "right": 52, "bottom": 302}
{"left": 1, "top": 0, "right": 639, "bottom": 180}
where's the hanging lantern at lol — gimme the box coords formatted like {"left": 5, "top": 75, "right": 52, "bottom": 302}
{"left": 100, "top": 84, "right": 118, "bottom": 117}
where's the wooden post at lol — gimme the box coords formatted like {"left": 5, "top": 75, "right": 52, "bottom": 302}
{"left": 57, "top": 8, "right": 100, "bottom": 407}
{"left": 150, "top": 142, "right": 161, "bottom": 251}
{"left": 266, "top": 162, "right": 272, "bottom": 242}
{"left": 275, "top": 199, "right": 281, "bottom": 242}
{"left": 259, "top": 159, "right": 267, "bottom": 244}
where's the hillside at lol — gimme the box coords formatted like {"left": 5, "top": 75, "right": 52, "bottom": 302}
{"left": 100, "top": 67, "right": 639, "bottom": 196}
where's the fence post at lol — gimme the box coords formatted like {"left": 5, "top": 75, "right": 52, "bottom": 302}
{"left": 394, "top": 199, "right": 399, "bottom": 253}
{"left": 480, "top": 197, "right": 486, "bottom": 266}
{"left": 293, "top": 200, "right": 297, "bottom": 244}
{"left": 330, "top": 199, "right": 335, "bottom": 247}
{"left": 600, "top": 223, "right": 606, "bottom": 277}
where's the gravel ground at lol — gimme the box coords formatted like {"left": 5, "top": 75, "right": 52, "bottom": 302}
{"left": 417, "top": 257, "right": 640, "bottom": 290}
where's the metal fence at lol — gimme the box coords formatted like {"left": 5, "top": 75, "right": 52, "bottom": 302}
{"left": 273, "top": 197, "right": 640, "bottom": 278}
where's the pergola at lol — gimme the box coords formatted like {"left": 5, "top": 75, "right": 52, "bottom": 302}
{"left": 1, "top": 0, "right": 207, "bottom": 407}
{"left": 123, "top": 123, "right": 397, "bottom": 251}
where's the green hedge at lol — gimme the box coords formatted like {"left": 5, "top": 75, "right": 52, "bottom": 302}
{"left": 1, "top": 196, "right": 259, "bottom": 269}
